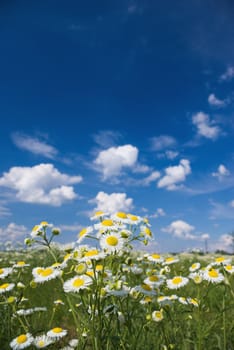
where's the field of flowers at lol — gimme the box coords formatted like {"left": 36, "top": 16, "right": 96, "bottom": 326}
{"left": 0, "top": 211, "right": 234, "bottom": 350}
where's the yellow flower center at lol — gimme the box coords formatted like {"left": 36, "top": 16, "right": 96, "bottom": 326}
{"left": 172, "top": 277, "right": 182, "bottom": 285}
{"left": 38, "top": 340, "right": 45, "bottom": 346}
{"left": 79, "top": 228, "right": 87, "bottom": 237}
{"left": 39, "top": 268, "right": 53, "bottom": 277}
{"left": 208, "top": 269, "right": 218, "bottom": 278}
{"left": 215, "top": 257, "right": 225, "bottom": 263}
{"left": 127, "top": 214, "right": 138, "bottom": 221}
{"left": 149, "top": 275, "right": 159, "bottom": 282}
{"left": 32, "top": 225, "right": 39, "bottom": 231}
{"left": 102, "top": 219, "right": 114, "bottom": 226}
{"left": 155, "top": 311, "right": 162, "bottom": 318}
{"left": 191, "top": 263, "right": 197, "bottom": 269}
{"left": 17, "top": 261, "right": 26, "bottom": 266}
{"left": 0, "top": 269, "right": 3, "bottom": 275}
{"left": 106, "top": 236, "right": 118, "bottom": 246}
{"left": 144, "top": 227, "right": 152, "bottom": 237}
{"left": 40, "top": 221, "right": 48, "bottom": 226}
{"left": 52, "top": 327, "right": 63, "bottom": 333}
{"left": 86, "top": 271, "right": 94, "bottom": 277}
{"left": 0, "top": 283, "right": 9, "bottom": 289}
{"left": 116, "top": 212, "right": 127, "bottom": 219}
{"left": 144, "top": 296, "right": 152, "bottom": 303}
{"left": 84, "top": 249, "right": 99, "bottom": 257}
{"left": 151, "top": 254, "right": 160, "bottom": 259}
{"left": 95, "top": 211, "right": 104, "bottom": 216}
{"left": 16, "top": 334, "right": 27, "bottom": 344}
{"left": 141, "top": 283, "right": 152, "bottom": 291}
{"left": 225, "top": 265, "right": 232, "bottom": 271}
{"left": 73, "top": 278, "right": 84, "bottom": 288}
{"left": 166, "top": 257, "right": 174, "bottom": 263}
{"left": 52, "top": 262, "right": 60, "bottom": 268}
{"left": 96, "top": 264, "right": 103, "bottom": 271}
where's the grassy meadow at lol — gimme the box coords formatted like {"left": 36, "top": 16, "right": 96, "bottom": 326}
{"left": 0, "top": 212, "right": 234, "bottom": 350}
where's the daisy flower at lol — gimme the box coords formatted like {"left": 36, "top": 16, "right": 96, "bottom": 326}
{"left": 47, "top": 327, "right": 67, "bottom": 340}
{"left": 140, "top": 296, "right": 153, "bottom": 304}
{"left": 157, "top": 296, "right": 174, "bottom": 306}
{"left": 90, "top": 211, "right": 108, "bottom": 221}
{"left": 77, "top": 226, "right": 93, "bottom": 244}
{"left": 95, "top": 219, "right": 119, "bottom": 232}
{"left": 224, "top": 264, "right": 234, "bottom": 274}
{"left": 189, "top": 272, "right": 203, "bottom": 284}
{"left": 0, "top": 267, "right": 13, "bottom": 279}
{"left": 203, "top": 269, "right": 224, "bottom": 283}
{"left": 187, "top": 297, "right": 199, "bottom": 307}
{"left": 140, "top": 225, "right": 153, "bottom": 240}
{"left": 144, "top": 275, "right": 165, "bottom": 288}
{"left": 178, "top": 297, "right": 188, "bottom": 305}
{"left": 0, "top": 282, "right": 15, "bottom": 294}
{"left": 30, "top": 225, "right": 43, "bottom": 238}
{"left": 105, "top": 284, "right": 130, "bottom": 296}
{"left": 134, "top": 283, "right": 157, "bottom": 296}
{"left": 33, "top": 334, "right": 54, "bottom": 348}
{"left": 111, "top": 212, "right": 130, "bottom": 224}
{"left": 81, "top": 248, "right": 106, "bottom": 262}
{"left": 167, "top": 276, "right": 189, "bottom": 290}
{"left": 100, "top": 232, "right": 125, "bottom": 253}
{"left": 10, "top": 333, "right": 34, "bottom": 350}
{"left": 126, "top": 213, "right": 142, "bottom": 225}
{"left": 163, "top": 257, "right": 179, "bottom": 265}
{"left": 63, "top": 275, "right": 93, "bottom": 293}
{"left": 189, "top": 262, "right": 201, "bottom": 272}
{"left": 14, "top": 261, "right": 30, "bottom": 268}
{"left": 214, "top": 256, "right": 231, "bottom": 266}
{"left": 32, "top": 267, "right": 61, "bottom": 283}
{"left": 152, "top": 309, "right": 163, "bottom": 322}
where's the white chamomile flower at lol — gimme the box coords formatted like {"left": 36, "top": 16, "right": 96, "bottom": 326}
{"left": 10, "top": 333, "right": 34, "bottom": 349}
{"left": 189, "top": 272, "right": 203, "bottom": 284}
{"left": 203, "top": 269, "right": 224, "bottom": 283}
{"left": 152, "top": 309, "right": 163, "bottom": 322}
{"left": 134, "top": 283, "right": 157, "bottom": 296}
{"left": 126, "top": 213, "right": 142, "bottom": 225}
{"left": 90, "top": 211, "right": 108, "bottom": 221}
{"left": 14, "top": 261, "right": 30, "bottom": 269}
{"left": 32, "top": 267, "right": 61, "bottom": 283}
{"left": 178, "top": 297, "right": 188, "bottom": 305}
{"left": 81, "top": 248, "right": 106, "bottom": 262}
{"left": 167, "top": 276, "right": 189, "bottom": 290}
{"left": 163, "top": 256, "right": 179, "bottom": 265}
{"left": 77, "top": 226, "right": 93, "bottom": 244}
{"left": 95, "top": 219, "right": 118, "bottom": 232}
{"left": 144, "top": 275, "right": 165, "bottom": 287}
{"left": 147, "top": 253, "right": 164, "bottom": 263}
{"left": 33, "top": 334, "right": 54, "bottom": 348}
{"left": 140, "top": 225, "right": 153, "bottom": 239}
{"left": 47, "top": 327, "right": 67, "bottom": 339}
{"left": 0, "top": 282, "right": 15, "bottom": 294}
{"left": 111, "top": 212, "right": 130, "bottom": 224}
{"left": 214, "top": 256, "right": 231, "bottom": 266}
{"left": 0, "top": 267, "right": 13, "bottom": 279}
{"left": 224, "top": 264, "right": 234, "bottom": 274}
{"left": 187, "top": 297, "right": 199, "bottom": 307}
{"left": 100, "top": 232, "right": 125, "bottom": 253}
{"left": 63, "top": 275, "right": 93, "bottom": 293}
{"left": 189, "top": 262, "right": 201, "bottom": 272}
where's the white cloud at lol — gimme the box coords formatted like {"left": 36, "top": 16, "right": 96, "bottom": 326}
{"left": 219, "top": 66, "right": 234, "bottom": 82}
{"left": 90, "top": 191, "right": 133, "bottom": 214}
{"left": 12, "top": 133, "right": 58, "bottom": 159}
{"left": 157, "top": 159, "right": 191, "bottom": 190}
{"left": 140, "top": 171, "right": 161, "bottom": 186}
{"left": 230, "top": 200, "right": 234, "bottom": 208}
{"left": 60, "top": 224, "right": 83, "bottom": 232}
{"left": 0, "top": 164, "right": 82, "bottom": 206}
{"left": 94, "top": 144, "right": 138, "bottom": 179}
{"left": 0, "top": 223, "right": 28, "bottom": 241}
{"left": 192, "top": 112, "right": 221, "bottom": 140}
{"left": 92, "top": 130, "right": 122, "bottom": 148}
{"left": 162, "top": 220, "right": 196, "bottom": 240}
{"left": 150, "top": 208, "right": 166, "bottom": 218}
{"left": 165, "top": 150, "right": 179, "bottom": 160}
{"left": 212, "top": 164, "right": 230, "bottom": 180}
{"left": 210, "top": 234, "right": 233, "bottom": 253}
{"left": 208, "top": 93, "right": 227, "bottom": 107}
{"left": 150, "top": 135, "right": 177, "bottom": 151}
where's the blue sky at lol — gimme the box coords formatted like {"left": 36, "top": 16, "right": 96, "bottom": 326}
{"left": 0, "top": 0, "right": 234, "bottom": 252}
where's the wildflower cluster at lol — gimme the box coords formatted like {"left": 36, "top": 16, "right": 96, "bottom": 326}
{"left": 0, "top": 212, "right": 234, "bottom": 349}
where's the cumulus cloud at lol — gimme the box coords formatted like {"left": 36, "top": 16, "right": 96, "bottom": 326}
{"left": 210, "top": 234, "right": 233, "bottom": 253}
{"left": 92, "top": 130, "right": 122, "bottom": 148}
{"left": 157, "top": 159, "right": 191, "bottom": 190}
{"left": 0, "top": 223, "right": 28, "bottom": 241}
{"left": 140, "top": 171, "right": 161, "bottom": 186}
{"left": 230, "top": 200, "right": 234, "bottom": 208}
{"left": 0, "top": 164, "right": 82, "bottom": 206}
{"left": 212, "top": 164, "right": 230, "bottom": 180}
{"left": 192, "top": 112, "right": 221, "bottom": 140}
{"left": 208, "top": 93, "right": 227, "bottom": 107}
{"left": 11, "top": 133, "right": 58, "bottom": 159}
{"left": 90, "top": 191, "right": 133, "bottom": 214}
{"left": 94, "top": 144, "right": 138, "bottom": 179}
{"left": 162, "top": 220, "right": 196, "bottom": 239}
{"left": 150, "top": 135, "right": 177, "bottom": 151}
{"left": 150, "top": 208, "right": 166, "bottom": 218}
{"left": 219, "top": 66, "right": 234, "bottom": 82}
